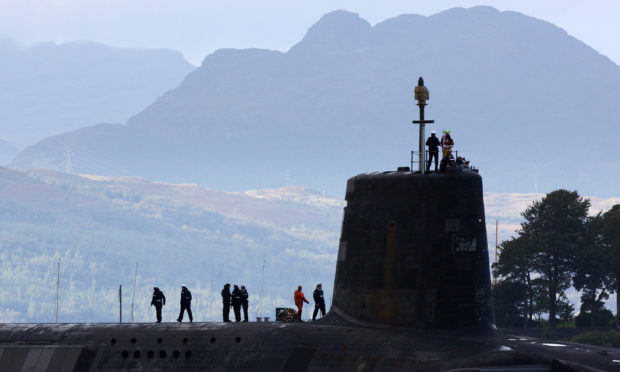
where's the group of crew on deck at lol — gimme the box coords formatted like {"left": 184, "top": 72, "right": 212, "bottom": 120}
{"left": 425, "top": 130, "right": 470, "bottom": 172}
{"left": 150, "top": 283, "right": 326, "bottom": 323}
{"left": 221, "top": 284, "right": 250, "bottom": 322}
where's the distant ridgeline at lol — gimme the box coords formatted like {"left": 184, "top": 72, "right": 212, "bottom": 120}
{"left": 0, "top": 40, "right": 194, "bottom": 153}
{"left": 10, "top": 6, "right": 620, "bottom": 197}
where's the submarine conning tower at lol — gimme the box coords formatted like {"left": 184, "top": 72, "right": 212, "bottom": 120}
{"left": 331, "top": 77, "right": 493, "bottom": 329}
{"left": 331, "top": 170, "right": 493, "bottom": 329}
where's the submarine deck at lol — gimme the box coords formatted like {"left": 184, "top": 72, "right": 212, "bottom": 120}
{"left": 1, "top": 321, "right": 619, "bottom": 371}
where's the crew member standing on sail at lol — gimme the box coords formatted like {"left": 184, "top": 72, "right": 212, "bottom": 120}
{"left": 441, "top": 130, "right": 454, "bottom": 158}
{"left": 426, "top": 131, "right": 440, "bottom": 172}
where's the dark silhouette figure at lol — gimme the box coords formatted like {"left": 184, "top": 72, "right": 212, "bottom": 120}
{"left": 241, "top": 285, "right": 249, "bottom": 322}
{"left": 151, "top": 287, "right": 166, "bottom": 323}
{"left": 312, "top": 284, "right": 326, "bottom": 320}
{"left": 426, "top": 131, "right": 440, "bottom": 171}
{"left": 440, "top": 152, "right": 456, "bottom": 173}
{"left": 221, "top": 284, "right": 231, "bottom": 322}
{"left": 177, "top": 285, "right": 193, "bottom": 323}
{"left": 231, "top": 285, "right": 243, "bottom": 322}
{"left": 294, "top": 285, "right": 310, "bottom": 321}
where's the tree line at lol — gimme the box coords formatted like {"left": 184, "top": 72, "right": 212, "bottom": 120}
{"left": 493, "top": 189, "right": 620, "bottom": 328}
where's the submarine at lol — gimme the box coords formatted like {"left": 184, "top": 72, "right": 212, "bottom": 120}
{"left": 1, "top": 79, "right": 619, "bottom": 371}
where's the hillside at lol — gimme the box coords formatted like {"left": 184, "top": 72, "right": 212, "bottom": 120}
{"left": 0, "top": 166, "right": 618, "bottom": 322}
{"left": 0, "top": 39, "right": 194, "bottom": 149}
{"left": 10, "top": 7, "right": 620, "bottom": 197}
{"left": 0, "top": 166, "right": 342, "bottom": 322}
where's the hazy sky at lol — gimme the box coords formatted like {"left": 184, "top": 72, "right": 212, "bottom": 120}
{"left": 1, "top": 0, "right": 618, "bottom": 66}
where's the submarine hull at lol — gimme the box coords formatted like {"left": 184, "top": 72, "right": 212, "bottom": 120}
{"left": 2, "top": 321, "right": 619, "bottom": 371}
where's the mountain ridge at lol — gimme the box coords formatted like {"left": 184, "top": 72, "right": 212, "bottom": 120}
{"left": 10, "top": 7, "right": 620, "bottom": 196}
{"left": 0, "top": 39, "right": 195, "bottom": 149}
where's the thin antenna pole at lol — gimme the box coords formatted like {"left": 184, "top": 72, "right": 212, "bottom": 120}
{"left": 412, "top": 77, "right": 434, "bottom": 174}
{"left": 131, "top": 262, "right": 138, "bottom": 323}
{"left": 494, "top": 220, "right": 499, "bottom": 285}
{"left": 119, "top": 285, "right": 122, "bottom": 323}
{"left": 55, "top": 259, "right": 60, "bottom": 323}
{"left": 259, "top": 260, "right": 266, "bottom": 317}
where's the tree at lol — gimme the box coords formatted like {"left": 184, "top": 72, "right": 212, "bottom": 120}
{"left": 520, "top": 189, "right": 590, "bottom": 328}
{"left": 575, "top": 289, "right": 614, "bottom": 327}
{"left": 494, "top": 236, "right": 541, "bottom": 327}
{"left": 492, "top": 280, "right": 528, "bottom": 328}
{"left": 573, "top": 214, "right": 615, "bottom": 327}
{"left": 600, "top": 205, "right": 620, "bottom": 322}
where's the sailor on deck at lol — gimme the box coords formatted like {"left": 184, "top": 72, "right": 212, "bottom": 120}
{"left": 441, "top": 130, "right": 454, "bottom": 158}
{"left": 426, "top": 131, "right": 440, "bottom": 172}
{"left": 294, "top": 286, "right": 310, "bottom": 321}
{"left": 151, "top": 287, "right": 166, "bottom": 323}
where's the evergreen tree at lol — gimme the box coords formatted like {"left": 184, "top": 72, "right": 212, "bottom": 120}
{"left": 494, "top": 236, "right": 540, "bottom": 327}
{"left": 573, "top": 214, "right": 615, "bottom": 327}
{"left": 519, "top": 189, "right": 590, "bottom": 328}
{"left": 600, "top": 205, "right": 620, "bottom": 322}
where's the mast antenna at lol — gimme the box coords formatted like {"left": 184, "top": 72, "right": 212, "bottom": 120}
{"left": 412, "top": 77, "right": 434, "bottom": 173}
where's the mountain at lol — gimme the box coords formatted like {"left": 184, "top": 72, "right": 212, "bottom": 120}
{"left": 0, "top": 139, "right": 18, "bottom": 165}
{"left": 0, "top": 39, "right": 194, "bottom": 148}
{"left": 10, "top": 7, "right": 620, "bottom": 196}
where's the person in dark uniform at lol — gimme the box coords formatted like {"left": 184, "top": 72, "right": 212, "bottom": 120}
{"left": 177, "top": 285, "right": 193, "bottom": 323}
{"left": 221, "top": 283, "right": 232, "bottom": 322}
{"left": 240, "top": 285, "right": 249, "bottom": 322}
{"left": 426, "top": 131, "right": 440, "bottom": 172}
{"left": 312, "top": 284, "right": 326, "bottom": 320}
{"left": 151, "top": 287, "right": 166, "bottom": 323}
{"left": 440, "top": 152, "right": 456, "bottom": 173}
{"left": 231, "top": 284, "right": 243, "bottom": 322}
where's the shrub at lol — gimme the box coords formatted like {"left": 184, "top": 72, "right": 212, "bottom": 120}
{"left": 541, "top": 328, "right": 557, "bottom": 340}
{"left": 575, "top": 308, "right": 614, "bottom": 328}
{"left": 572, "top": 330, "right": 620, "bottom": 347}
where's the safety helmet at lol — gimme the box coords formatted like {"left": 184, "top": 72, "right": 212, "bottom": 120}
{"left": 431, "top": 131, "right": 436, "bottom": 134}
{"left": 444, "top": 130, "right": 450, "bottom": 134}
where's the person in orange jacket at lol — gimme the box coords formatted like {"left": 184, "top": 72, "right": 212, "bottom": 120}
{"left": 294, "top": 285, "right": 310, "bottom": 321}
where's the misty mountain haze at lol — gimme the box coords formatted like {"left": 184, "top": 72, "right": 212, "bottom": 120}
{"left": 0, "top": 139, "right": 18, "bottom": 164}
{"left": 9, "top": 6, "right": 620, "bottom": 197}
{"left": 0, "top": 39, "right": 194, "bottom": 151}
